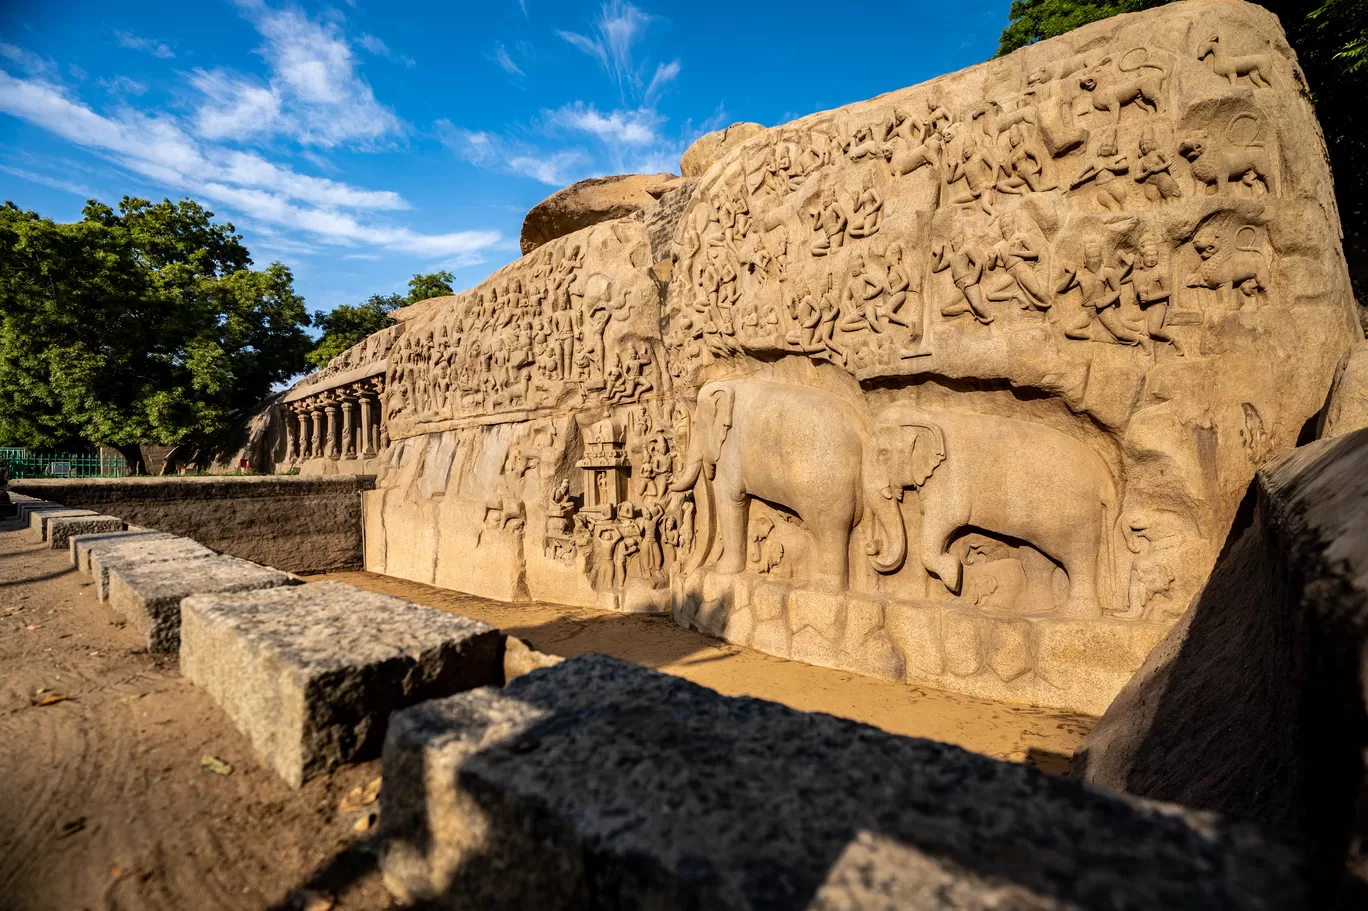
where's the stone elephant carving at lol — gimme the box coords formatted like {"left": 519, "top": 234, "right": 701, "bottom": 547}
{"left": 868, "top": 403, "right": 1118, "bottom": 616}
{"left": 668, "top": 378, "right": 905, "bottom": 590}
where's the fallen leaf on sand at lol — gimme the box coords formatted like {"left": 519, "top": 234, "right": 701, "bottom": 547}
{"left": 339, "top": 776, "right": 382, "bottom": 813}
{"left": 200, "top": 755, "right": 233, "bottom": 776}
{"left": 288, "top": 888, "right": 335, "bottom": 911}
{"left": 34, "top": 694, "right": 69, "bottom": 707}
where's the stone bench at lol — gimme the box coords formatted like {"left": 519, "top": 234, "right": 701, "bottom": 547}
{"left": 88, "top": 536, "right": 215, "bottom": 601}
{"left": 109, "top": 554, "right": 296, "bottom": 653}
{"left": 378, "top": 654, "right": 1301, "bottom": 910}
{"left": 70, "top": 530, "right": 173, "bottom": 571}
{"left": 29, "top": 508, "right": 96, "bottom": 540}
{"left": 47, "top": 514, "right": 124, "bottom": 548}
{"left": 180, "top": 581, "right": 504, "bottom": 788}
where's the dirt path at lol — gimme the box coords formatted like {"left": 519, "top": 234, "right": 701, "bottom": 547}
{"left": 0, "top": 518, "right": 1092, "bottom": 911}
{"left": 316, "top": 571, "right": 1095, "bottom": 769}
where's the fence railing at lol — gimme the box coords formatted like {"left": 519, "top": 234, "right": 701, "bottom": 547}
{"left": 0, "top": 448, "right": 130, "bottom": 479}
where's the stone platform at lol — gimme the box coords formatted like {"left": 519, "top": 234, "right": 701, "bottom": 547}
{"left": 108, "top": 554, "right": 296, "bottom": 653}
{"left": 378, "top": 654, "right": 1301, "bottom": 910}
{"left": 180, "top": 581, "right": 504, "bottom": 787}
{"left": 28, "top": 508, "right": 96, "bottom": 541}
{"left": 89, "top": 536, "right": 215, "bottom": 601}
{"left": 46, "top": 514, "right": 124, "bottom": 548}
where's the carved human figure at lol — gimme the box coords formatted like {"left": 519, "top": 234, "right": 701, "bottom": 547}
{"left": 947, "top": 135, "right": 998, "bottom": 215}
{"left": 839, "top": 253, "right": 885, "bottom": 335}
{"left": 1070, "top": 132, "right": 1130, "bottom": 210}
{"left": 985, "top": 213, "right": 1050, "bottom": 312}
{"left": 881, "top": 243, "right": 922, "bottom": 342}
{"left": 996, "top": 123, "right": 1048, "bottom": 195}
{"left": 668, "top": 379, "right": 906, "bottom": 590}
{"left": 847, "top": 173, "right": 884, "bottom": 239}
{"left": 932, "top": 225, "right": 993, "bottom": 324}
{"left": 1135, "top": 128, "right": 1182, "bottom": 202}
{"left": 867, "top": 402, "right": 1119, "bottom": 617}
{"left": 1058, "top": 242, "right": 1142, "bottom": 345}
{"left": 1124, "top": 234, "right": 1185, "bottom": 354}
{"left": 808, "top": 186, "right": 849, "bottom": 256}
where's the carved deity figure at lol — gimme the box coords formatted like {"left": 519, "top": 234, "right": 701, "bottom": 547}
{"left": 808, "top": 186, "right": 849, "bottom": 256}
{"left": 985, "top": 213, "right": 1050, "bottom": 312}
{"left": 1071, "top": 132, "right": 1130, "bottom": 210}
{"left": 996, "top": 124, "right": 1048, "bottom": 195}
{"left": 847, "top": 173, "right": 884, "bottom": 239}
{"left": 1135, "top": 128, "right": 1181, "bottom": 202}
{"left": 947, "top": 135, "right": 998, "bottom": 215}
{"left": 1124, "top": 234, "right": 1185, "bottom": 354}
{"left": 1058, "top": 242, "right": 1142, "bottom": 344}
{"left": 932, "top": 225, "right": 993, "bottom": 324}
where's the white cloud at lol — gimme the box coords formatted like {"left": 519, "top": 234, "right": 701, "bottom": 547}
{"left": 0, "top": 70, "right": 498, "bottom": 258}
{"left": 358, "top": 32, "right": 416, "bottom": 68}
{"left": 186, "top": 2, "right": 404, "bottom": 148}
{"left": 0, "top": 164, "right": 95, "bottom": 198}
{"left": 507, "top": 151, "right": 590, "bottom": 186}
{"left": 549, "top": 102, "right": 660, "bottom": 145}
{"left": 557, "top": 0, "right": 653, "bottom": 97}
{"left": 0, "top": 43, "right": 56, "bottom": 78}
{"left": 489, "top": 43, "right": 524, "bottom": 77}
{"left": 644, "top": 60, "right": 679, "bottom": 102}
{"left": 114, "top": 30, "right": 175, "bottom": 59}
{"left": 436, "top": 119, "right": 591, "bottom": 187}
{"left": 101, "top": 75, "right": 147, "bottom": 96}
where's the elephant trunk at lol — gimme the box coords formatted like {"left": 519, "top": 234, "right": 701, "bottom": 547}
{"left": 668, "top": 452, "right": 704, "bottom": 493}
{"left": 862, "top": 449, "right": 907, "bottom": 574}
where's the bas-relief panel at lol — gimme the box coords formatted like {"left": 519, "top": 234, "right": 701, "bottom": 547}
{"left": 361, "top": 2, "right": 1361, "bottom": 713}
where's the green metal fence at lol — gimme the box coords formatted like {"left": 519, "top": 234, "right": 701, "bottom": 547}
{"left": 0, "top": 448, "right": 130, "bottom": 479}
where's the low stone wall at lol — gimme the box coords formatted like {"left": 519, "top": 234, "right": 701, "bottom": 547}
{"left": 10, "top": 476, "right": 374, "bottom": 573}
{"left": 1072, "top": 428, "right": 1368, "bottom": 906}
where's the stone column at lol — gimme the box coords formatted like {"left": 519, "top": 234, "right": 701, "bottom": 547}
{"left": 325, "top": 401, "right": 340, "bottom": 460}
{"left": 284, "top": 406, "right": 297, "bottom": 463}
{"left": 296, "top": 409, "right": 311, "bottom": 461}
{"left": 359, "top": 394, "right": 375, "bottom": 458}
{"left": 375, "top": 379, "right": 389, "bottom": 452}
{"left": 341, "top": 396, "right": 356, "bottom": 459}
{"left": 311, "top": 406, "right": 325, "bottom": 459}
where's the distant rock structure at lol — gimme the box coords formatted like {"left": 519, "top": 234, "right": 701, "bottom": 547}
{"left": 520, "top": 173, "right": 684, "bottom": 255}
{"left": 260, "top": 1, "right": 1363, "bottom": 714}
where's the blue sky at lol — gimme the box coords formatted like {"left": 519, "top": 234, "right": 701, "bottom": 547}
{"left": 0, "top": 0, "right": 1009, "bottom": 315}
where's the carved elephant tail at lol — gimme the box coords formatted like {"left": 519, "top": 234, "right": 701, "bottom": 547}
{"left": 1100, "top": 484, "right": 1120, "bottom": 610}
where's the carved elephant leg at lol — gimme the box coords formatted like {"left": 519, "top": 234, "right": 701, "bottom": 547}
{"left": 920, "top": 515, "right": 963, "bottom": 594}
{"left": 810, "top": 518, "right": 852, "bottom": 591}
{"left": 714, "top": 489, "right": 749, "bottom": 575}
{"left": 1059, "top": 531, "right": 1104, "bottom": 618}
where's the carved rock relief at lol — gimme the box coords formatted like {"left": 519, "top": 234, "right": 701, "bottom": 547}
{"left": 349, "top": 2, "right": 1359, "bottom": 714}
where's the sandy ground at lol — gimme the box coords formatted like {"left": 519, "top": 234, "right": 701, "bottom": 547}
{"left": 1, "top": 518, "right": 1093, "bottom": 911}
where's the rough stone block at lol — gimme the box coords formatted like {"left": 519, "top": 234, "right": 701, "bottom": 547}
{"left": 16, "top": 501, "right": 61, "bottom": 522}
{"left": 378, "top": 654, "right": 1302, "bottom": 909}
{"left": 47, "top": 514, "right": 124, "bottom": 549}
{"left": 88, "top": 536, "right": 214, "bottom": 600}
{"left": 109, "top": 554, "right": 296, "bottom": 653}
{"left": 29, "top": 508, "right": 96, "bottom": 541}
{"left": 70, "top": 529, "right": 172, "bottom": 570}
{"left": 180, "top": 581, "right": 504, "bottom": 787}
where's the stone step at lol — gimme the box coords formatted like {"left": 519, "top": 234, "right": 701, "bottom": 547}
{"left": 47, "top": 514, "right": 124, "bottom": 549}
{"left": 87, "top": 536, "right": 216, "bottom": 601}
{"left": 15, "top": 500, "right": 62, "bottom": 522}
{"left": 180, "top": 581, "right": 504, "bottom": 788}
{"left": 378, "top": 654, "right": 1302, "bottom": 910}
{"left": 70, "top": 530, "right": 174, "bottom": 570}
{"left": 108, "top": 554, "right": 297, "bottom": 653}
{"left": 29, "top": 508, "right": 96, "bottom": 540}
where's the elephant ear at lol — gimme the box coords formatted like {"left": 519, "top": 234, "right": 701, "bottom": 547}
{"left": 703, "top": 386, "right": 735, "bottom": 464}
{"left": 904, "top": 421, "right": 947, "bottom": 487}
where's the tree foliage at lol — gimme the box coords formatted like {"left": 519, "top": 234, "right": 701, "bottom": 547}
{"left": 407, "top": 270, "right": 455, "bottom": 304}
{"left": 306, "top": 293, "right": 404, "bottom": 369}
{"left": 0, "top": 197, "right": 312, "bottom": 456}
{"left": 997, "top": 0, "right": 1160, "bottom": 56}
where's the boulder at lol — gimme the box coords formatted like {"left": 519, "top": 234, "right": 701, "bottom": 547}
{"left": 520, "top": 173, "right": 683, "bottom": 254}
{"left": 1319, "top": 340, "right": 1368, "bottom": 439}
{"left": 678, "top": 121, "right": 765, "bottom": 178}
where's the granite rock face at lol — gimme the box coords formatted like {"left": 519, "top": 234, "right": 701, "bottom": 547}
{"left": 1319, "top": 341, "right": 1368, "bottom": 439}
{"left": 108, "top": 554, "right": 296, "bottom": 652}
{"left": 679, "top": 122, "right": 767, "bottom": 178}
{"left": 89, "top": 536, "right": 215, "bottom": 601}
{"left": 520, "top": 173, "right": 684, "bottom": 255}
{"left": 378, "top": 653, "right": 1302, "bottom": 910}
{"left": 1072, "top": 428, "right": 1368, "bottom": 905}
{"left": 179, "top": 581, "right": 505, "bottom": 787}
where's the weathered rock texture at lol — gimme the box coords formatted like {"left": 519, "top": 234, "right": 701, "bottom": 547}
{"left": 89, "top": 536, "right": 214, "bottom": 601}
{"left": 46, "top": 514, "right": 123, "bottom": 549}
{"left": 680, "top": 122, "right": 767, "bottom": 178}
{"left": 275, "top": 1, "right": 1361, "bottom": 712}
{"left": 108, "top": 554, "right": 296, "bottom": 653}
{"left": 1072, "top": 427, "right": 1368, "bottom": 906}
{"left": 1319, "top": 340, "right": 1368, "bottom": 439}
{"left": 11, "top": 476, "right": 374, "bottom": 573}
{"left": 28, "top": 508, "right": 96, "bottom": 541}
{"left": 378, "top": 653, "right": 1302, "bottom": 909}
{"left": 520, "top": 173, "right": 684, "bottom": 255}
{"left": 180, "top": 581, "right": 504, "bottom": 787}
{"left": 70, "top": 530, "right": 170, "bottom": 571}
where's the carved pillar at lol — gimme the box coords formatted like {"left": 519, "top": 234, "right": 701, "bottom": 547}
{"left": 325, "top": 400, "right": 340, "bottom": 460}
{"left": 296, "top": 409, "right": 311, "bottom": 461}
{"left": 359, "top": 394, "right": 375, "bottom": 458}
{"left": 341, "top": 395, "right": 356, "bottom": 459}
{"left": 311, "top": 406, "right": 324, "bottom": 459}
{"left": 375, "top": 377, "right": 389, "bottom": 452}
{"left": 284, "top": 407, "right": 297, "bottom": 463}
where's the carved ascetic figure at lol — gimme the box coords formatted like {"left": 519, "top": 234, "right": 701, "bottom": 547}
{"left": 867, "top": 402, "right": 1118, "bottom": 617}
{"left": 667, "top": 378, "right": 905, "bottom": 590}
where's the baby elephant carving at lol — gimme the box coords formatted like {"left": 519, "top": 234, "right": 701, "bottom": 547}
{"left": 867, "top": 404, "right": 1118, "bottom": 618}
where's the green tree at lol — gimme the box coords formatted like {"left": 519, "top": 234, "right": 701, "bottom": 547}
{"left": 997, "top": 0, "right": 1160, "bottom": 55}
{"left": 407, "top": 269, "right": 455, "bottom": 303}
{"left": 306, "top": 292, "right": 404, "bottom": 369}
{"left": 0, "top": 196, "right": 312, "bottom": 471}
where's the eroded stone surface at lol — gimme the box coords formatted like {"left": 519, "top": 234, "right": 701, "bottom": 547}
{"left": 180, "top": 581, "right": 504, "bottom": 787}
{"left": 679, "top": 122, "right": 766, "bottom": 178}
{"left": 1320, "top": 340, "right": 1368, "bottom": 439}
{"left": 46, "top": 515, "right": 123, "bottom": 549}
{"left": 29, "top": 508, "right": 96, "bottom": 541}
{"left": 521, "top": 173, "right": 684, "bottom": 255}
{"left": 88, "top": 537, "right": 215, "bottom": 601}
{"left": 70, "top": 530, "right": 173, "bottom": 570}
{"left": 378, "top": 654, "right": 1301, "bottom": 909}
{"left": 108, "top": 554, "right": 295, "bottom": 653}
